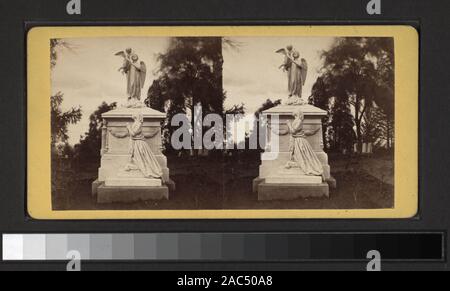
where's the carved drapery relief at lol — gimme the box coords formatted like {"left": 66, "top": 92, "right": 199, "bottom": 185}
{"left": 270, "top": 124, "right": 289, "bottom": 136}
{"left": 108, "top": 127, "right": 160, "bottom": 139}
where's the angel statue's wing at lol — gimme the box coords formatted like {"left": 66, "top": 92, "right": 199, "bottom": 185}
{"left": 115, "top": 51, "right": 126, "bottom": 58}
{"left": 301, "top": 58, "right": 308, "bottom": 86}
{"left": 139, "top": 61, "right": 147, "bottom": 88}
{"left": 275, "top": 48, "right": 287, "bottom": 56}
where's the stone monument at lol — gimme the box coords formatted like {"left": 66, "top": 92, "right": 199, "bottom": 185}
{"left": 91, "top": 48, "right": 173, "bottom": 203}
{"left": 253, "top": 47, "right": 335, "bottom": 200}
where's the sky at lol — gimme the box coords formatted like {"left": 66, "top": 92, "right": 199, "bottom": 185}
{"left": 51, "top": 36, "right": 335, "bottom": 145}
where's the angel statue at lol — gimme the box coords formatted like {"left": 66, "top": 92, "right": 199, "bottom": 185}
{"left": 115, "top": 48, "right": 147, "bottom": 108}
{"left": 285, "top": 108, "right": 324, "bottom": 178}
{"left": 276, "top": 46, "right": 308, "bottom": 105}
{"left": 125, "top": 113, "right": 164, "bottom": 180}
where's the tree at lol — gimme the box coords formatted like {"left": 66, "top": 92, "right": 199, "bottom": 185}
{"left": 366, "top": 38, "right": 395, "bottom": 149}
{"left": 75, "top": 102, "right": 117, "bottom": 165}
{"left": 312, "top": 37, "right": 395, "bottom": 152}
{"left": 51, "top": 92, "right": 82, "bottom": 147}
{"left": 50, "top": 40, "right": 82, "bottom": 152}
{"left": 146, "top": 37, "right": 238, "bottom": 153}
{"left": 225, "top": 103, "right": 246, "bottom": 150}
{"left": 309, "top": 77, "right": 331, "bottom": 150}
{"left": 241, "top": 99, "right": 283, "bottom": 153}
{"left": 329, "top": 100, "right": 356, "bottom": 152}
{"left": 255, "top": 99, "right": 282, "bottom": 118}
{"left": 50, "top": 39, "right": 61, "bottom": 69}
{"left": 361, "top": 105, "right": 393, "bottom": 148}
{"left": 147, "top": 37, "right": 225, "bottom": 114}
{"left": 51, "top": 39, "right": 74, "bottom": 69}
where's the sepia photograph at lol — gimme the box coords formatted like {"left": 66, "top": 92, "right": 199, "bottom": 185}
{"left": 48, "top": 32, "right": 396, "bottom": 212}
{"left": 3, "top": 0, "right": 442, "bottom": 272}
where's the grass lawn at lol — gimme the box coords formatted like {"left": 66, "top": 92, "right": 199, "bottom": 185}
{"left": 52, "top": 154, "right": 394, "bottom": 211}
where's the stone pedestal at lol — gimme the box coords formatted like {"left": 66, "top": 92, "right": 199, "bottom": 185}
{"left": 254, "top": 104, "right": 335, "bottom": 201}
{"left": 92, "top": 107, "right": 173, "bottom": 203}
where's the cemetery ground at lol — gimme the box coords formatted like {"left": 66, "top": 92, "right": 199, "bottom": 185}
{"left": 52, "top": 152, "right": 394, "bottom": 211}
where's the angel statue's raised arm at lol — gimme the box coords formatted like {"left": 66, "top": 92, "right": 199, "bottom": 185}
{"left": 115, "top": 48, "right": 132, "bottom": 74}
{"left": 276, "top": 45, "right": 294, "bottom": 71}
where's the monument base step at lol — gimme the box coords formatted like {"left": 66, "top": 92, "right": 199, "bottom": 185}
{"left": 97, "top": 185, "right": 169, "bottom": 204}
{"left": 92, "top": 179, "right": 103, "bottom": 197}
{"left": 326, "top": 176, "right": 337, "bottom": 189}
{"left": 253, "top": 177, "right": 265, "bottom": 193}
{"left": 105, "top": 177, "right": 162, "bottom": 187}
{"left": 258, "top": 182, "right": 329, "bottom": 201}
{"left": 265, "top": 174, "right": 322, "bottom": 184}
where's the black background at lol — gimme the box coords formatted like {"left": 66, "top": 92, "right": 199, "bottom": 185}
{"left": 0, "top": 0, "right": 448, "bottom": 271}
